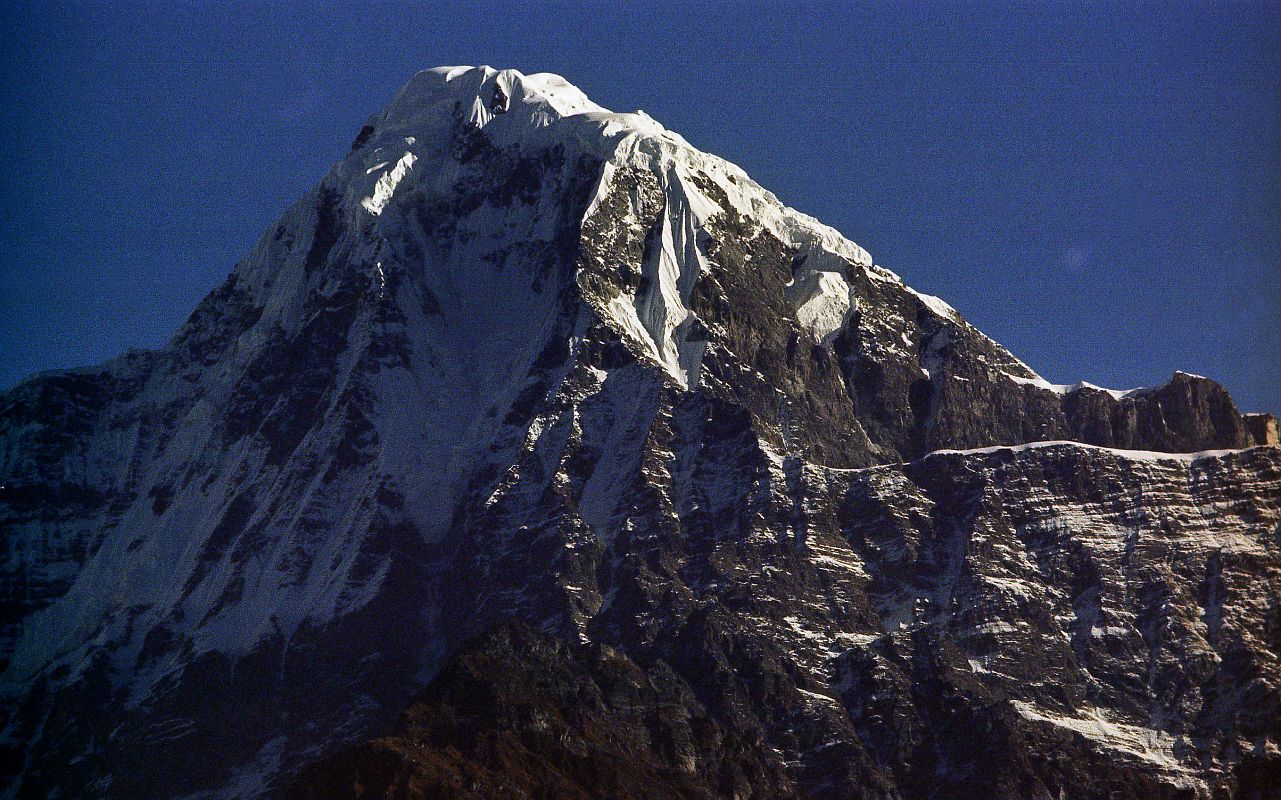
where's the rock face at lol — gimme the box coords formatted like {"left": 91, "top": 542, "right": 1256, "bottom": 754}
{"left": 291, "top": 443, "right": 1281, "bottom": 800}
{"left": 1, "top": 66, "right": 1278, "bottom": 799}
{"left": 1245, "top": 413, "right": 1280, "bottom": 447}
{"left": 288, "top": 622, "right": 804, "bottom": 800}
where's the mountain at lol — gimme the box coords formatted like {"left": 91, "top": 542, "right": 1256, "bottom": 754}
{"left": 1, "top": 66, "right": 1278, "bottom": 799}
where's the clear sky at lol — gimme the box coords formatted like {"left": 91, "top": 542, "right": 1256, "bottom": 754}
{"left": 2, "top": 1, "right": 1278, "bottom": 412}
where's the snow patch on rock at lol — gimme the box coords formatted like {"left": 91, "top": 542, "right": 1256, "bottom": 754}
{"left": 1005, "top": 373, "right": 1144, "bottom": 400}
{"left": 1011, "top": 701, "right": 1200, "bottom": 789}
{"left": 922, "top": 440, "right": 1261, "bottom": 463}
{"left": 361, "top": 151, "right": 416, "bottom": 215}
{"left": 788, "top": 270, "right": 852, "bottom": 344}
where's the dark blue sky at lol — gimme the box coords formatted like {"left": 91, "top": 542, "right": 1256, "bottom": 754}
{"left": 2, "top": 1, "right": 1278, "bottom": 411}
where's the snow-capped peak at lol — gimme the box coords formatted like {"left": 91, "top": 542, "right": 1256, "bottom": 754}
{"left": 373, "top": 65, "right": 608, "bottom": 143}
{"left": 336, "top": 66, "right": 884, "bottom": 388}
{"left": 321, "top": 67, "right": 1108, "bottom": 398}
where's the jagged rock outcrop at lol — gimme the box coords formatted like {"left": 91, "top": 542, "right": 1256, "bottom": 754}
{"left": 1245, "top": 413, "right": 1280, "bottom": 447}
{"left": 1, "top": 66, "right": 1277, "bottom": 799}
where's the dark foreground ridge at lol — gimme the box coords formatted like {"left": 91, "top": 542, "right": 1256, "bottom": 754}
{"left": 1, "top": 67, "right": 1278, "bottom": 799}
{"left": 289, "top": 622, "right": 803, "bottom": 800}
{"left": 293, "top": 613, "right": 1281, "bottom": 800}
